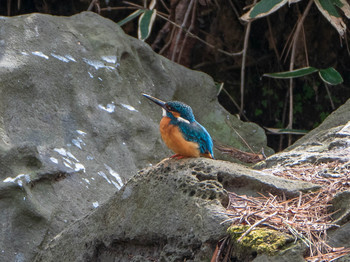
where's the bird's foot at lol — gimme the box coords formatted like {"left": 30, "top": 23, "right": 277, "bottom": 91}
{"left": 170, "top": 154, "right": 186, "bottom": 159}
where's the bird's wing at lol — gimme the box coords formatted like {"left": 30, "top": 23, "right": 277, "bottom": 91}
{"left": 178, "top": 121, "right": 214, "bottom": 157}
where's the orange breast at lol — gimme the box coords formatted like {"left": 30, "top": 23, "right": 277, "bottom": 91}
{"left": 159, "top": 117, "right": 200, "bottom": 157}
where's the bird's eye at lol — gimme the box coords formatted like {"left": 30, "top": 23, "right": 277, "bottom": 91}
{"left": 166, "top": 105, "right": 172, "bottom": 111}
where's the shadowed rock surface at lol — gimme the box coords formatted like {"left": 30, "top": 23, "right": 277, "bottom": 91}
{"left": 33, "top": 158, "right": 317, "bottom": 262}
{"left": 255, "top": 99, "right": 350, "bottom": 261}
{"left": 257, "top": 98, "right": 350, "bottom": 168}
{"left": 0, "top": 11, "right": 271, "bottom": 262}
{"left": 1, "top": 10, "right": 349, "bottom": 262}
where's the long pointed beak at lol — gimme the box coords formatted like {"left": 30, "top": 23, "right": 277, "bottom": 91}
{"left": 142, "top": 93, "right": 167, "bottom": 110}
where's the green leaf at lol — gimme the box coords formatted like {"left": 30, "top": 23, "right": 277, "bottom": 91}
{"left": 117, "top": 9, "right": 144, "bottom": 27}
{"left": 241, "top": 0, "right": 288, "bottom": 21}
{"left": 264, "top": 127, "right": 308, "bottom": 135}
{"left": 255, "top": 108, "right": 263, "bottom": 116}
{"left": 314, "top": 0, "right": 346, "bottom": 36}
{"left": 138, "top": 9, "right": 157, "bottom": 41}
{"left": 148, "top": 0, "right": 156, "bottom": 10}
{"left": 263, "top": 67, "right": 318, "bottom": 79}
{"left": 335, "top": 0, "right": 350, "bottom": 18}
{"left": 317, "top": 0, "right": 341, "bottom": 17}
{"left": 318, "top": 67, "right": 343, "bottom": 85}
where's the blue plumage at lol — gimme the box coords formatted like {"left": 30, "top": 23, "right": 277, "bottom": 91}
{"left": 165, "top": 101, "right": 214, "bottom": 158}
{"left": 166, "top": 101, "right": 195, "bottom": 123}
{"left": 142, "top": 93, "right": 214, "bottom": 159}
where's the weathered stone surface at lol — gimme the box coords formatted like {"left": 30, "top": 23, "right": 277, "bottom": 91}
{"left": 330, "top": 190, "right": 350, "bottom": 225}
{"left": 34, "top": 158, "right": 230, "bottom": 262}
{"left": 2, "top": 10, "right": 346, "bottom": 262}
{"left": 326, "top": 190, "right": 350, "bottom": 254}
{"left": 34, "top": 158, "right": 314, "bottom": 262}
{"left": 256, "top": 98, "right": 350, "bottom": 168}
{"left": 0, "top": 11, "right": 272, "bottom": 261}
{"left": 252, "top": 242, "right": 306, "bottom": 262}
{"left": 254, "top": 97, "right": 350, "bottom": 260}
{"left": 190, "top": 159, "right": 319, "bottom": 198}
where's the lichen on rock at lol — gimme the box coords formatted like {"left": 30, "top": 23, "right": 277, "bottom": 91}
{"left": 227, "top": 225, "right": 293, "bottom": 256}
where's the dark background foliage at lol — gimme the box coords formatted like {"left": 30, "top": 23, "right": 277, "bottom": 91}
{"left": 2, "top": 0, "right": 349, "bottom": 151}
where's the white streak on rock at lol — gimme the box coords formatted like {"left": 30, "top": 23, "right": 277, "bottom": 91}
{"left": 3, "top": 174, "right": 30, "bottom": 187}
{"left": 54, "top": 148, "right": 67, "bottom": 157}
{"left": 101, "top": 55, "right": 116, "bottom": 63}
{"left": 51, "top": 53, "right": 70, "bottom": 62}
{"left": 67, "top": 151, "right": 79, "bottom": 162}
{"left": 75, "top": 163, "right": 86, "bottom": 173}
{"left": 98, "top": 103, "right": 115, "bottom": 113}
{"left": 65, "top": 55, "right": 76, "bottom": 62}
{"left": 77, "top": 130, "right": 87, "bottom": 136}
{"left": 98, "top": 171, "right": 111, "bottom": 184}
{"left": 121, "top": 104, "right": 138, "bottom": 112}
{"left": 32, "top": 51, "right": 49, "bottom": 59}
{"left": 105, "top": 164, "right": 123, "bottom": 188}
{"left": 50, "top": 157, "right": 58, "bottom": 164}
{"left": 72, "top": 139, "right": 82, "bottom": 149}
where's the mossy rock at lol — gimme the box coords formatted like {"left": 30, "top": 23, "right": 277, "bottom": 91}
{"left": 227, "top": 225, "right": 293, "bottom": 258}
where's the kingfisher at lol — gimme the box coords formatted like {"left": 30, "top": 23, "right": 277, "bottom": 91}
{"left": 142, "top": 93, "right": 214, "bottom": 159}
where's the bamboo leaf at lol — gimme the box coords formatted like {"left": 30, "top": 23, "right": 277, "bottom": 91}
{"left": 117, "top": 9, "right": 144, "bottom": 27}
{"left": 314, "top": 0, "right": 346, "bottom": 36}
{"left": 138, "top": 9, "right": 157, "bottom": 41}
{"left": 288, "top": 0, "right": 303, "bottom": 4}
{"left": 334, "top": 0, "right": 350, "bottom": 18}
{"left": 149, "top": 0, "right": 157, "bottom": 10}
{"left": 241, "top": 0, "right": 288, "bottom": 21}
{"left": 263, "top": 67, "right": 318, "bottom": 79}
{"left": 265, "top": 127, "right": 308, "bottom": 135}
{"left": 318, "top": 67, "right": 343, "bottom": 85}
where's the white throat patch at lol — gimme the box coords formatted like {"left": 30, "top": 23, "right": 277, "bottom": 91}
{"left": 177, "top": 116, "right": 190, "bottom": 124}
{"left": 163, "top": 108, "right": 190, "bottom": 124}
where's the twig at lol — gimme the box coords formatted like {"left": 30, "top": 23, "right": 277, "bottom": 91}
{"left": 281, "top": 21, "right": 298, "bottom": 63}
{"left": 171, "top": 0, "right": 195, "bottom": 61}
{"left": 228, "top": 0, "right": 244, "bottom": 25}
{"left": 301, "top": 23, "right": 309, "bottom": 66}
{"left": 100, "top": 6, "right": 139, "bottom": 12}
{"left": 7, "top": 0, "right": 11, "bottom": 16}
{"left": 224, "top": 119, "right": 256, "bottom": 154}
{"left": 159, "top": 25, "right": 176, "bottom": 55}
{"left": 345, "top": 34, "right": 350, "bottom": 55}
{"left": 287, "top": 0, "right": 314, "bottom": 145}
{"left": 177, "top": 0, "right": 197, "bottom": 63}
{"left": 122, "top": 1, "right": 168, "bottom": 17}
{"left": 157, "top": 13, "right": 243, "bottom": 57}
{"left": 237, "top": 211, "right": 278, "bottom": 242}
{"left": 267, "top": 16, "right": 281, "bottom": 61}
{"left": 324, "top": 83, "right": 335, "bottom": 110}
{"left": 87, "top": 0, "right": 96, "bottom": 11}
{"left": 239, "top": 0, "right": 256, "bottom": 116}
{"left": 159, "top": 0, "right": 170, "bottom": 13}
{"left": 217, "top": 83, "right": 249, "bottom": 121}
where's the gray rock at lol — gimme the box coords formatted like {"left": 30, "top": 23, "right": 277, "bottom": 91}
{"left": 34, "top": 158, "right": 314, "bottom": 262}
{"left": 328, "top": 222, "right": 350, "bottom": 249}
{"left": 0, "top": 11, "right": 272, "bottom": 262}
{"left": 256, "top": 98, "right": 350, "bottom": 168}
{"left": 254, "top": 97, "right": 350, "bottom": 260}
{"left": 330, "top": 191, "right": 350, "bottom": 225}
{"left": 253, "top": 242, "right": 306, "bottom": 262}
{"left": 34, "top": 158, "right": 230, "bottom": 262}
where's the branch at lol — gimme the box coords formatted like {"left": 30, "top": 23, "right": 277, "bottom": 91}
{"left": 287, "top": 0, "right": 314, "bottom": 144}
{"left": 237, "top": 211, "right": 278, "bottom": 242}
{"left": 157, "top": 13, "right": 243, "bottom": 57}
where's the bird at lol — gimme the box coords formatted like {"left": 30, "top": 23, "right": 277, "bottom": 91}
{"left": 142, "top": 93, "right": 214, "bottom": 159}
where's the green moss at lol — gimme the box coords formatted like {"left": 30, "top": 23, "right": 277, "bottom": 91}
{"left": 227, "top": 225, "right": 290, "bottom": 256}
